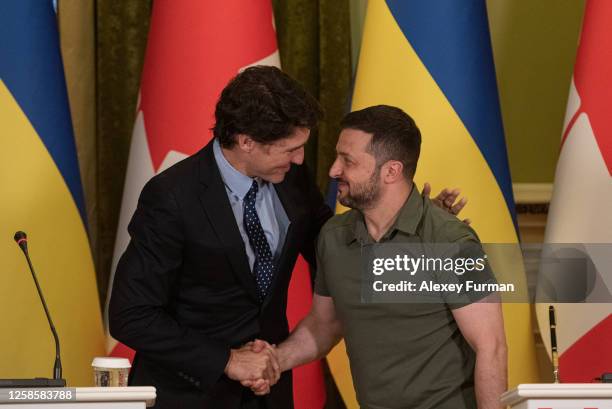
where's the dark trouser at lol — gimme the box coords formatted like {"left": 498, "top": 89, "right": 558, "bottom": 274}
{"left": 241, "top": 394, "right": 266, "bottom": 409}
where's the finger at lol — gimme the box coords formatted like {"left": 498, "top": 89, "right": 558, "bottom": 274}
{"left": 434, "top": 188, "right": 450, "bottom": 203}
{"left": 251, "top": 382, "right": 270, "bottom": 395}
{"left": 266, "top": 358, "right": 280, "bottom": 385}
{"left": 260, "top": 340, "right": 275, "bottom": 355}
{"left": 257, "top": 383, "right": 270, "bottom": 394}
{"left": 443, "top": 189, "right": 460, "bottom": 208}
{"left": 260, "top": 345, "right": 278, "bottom": 377}
{"left": 271, "top": 356, "right": 281, "bottom": 383}
{"left": 422, "top": 182, "right": 431, "bottom": 198}
{"left": 250, "top": 345, "right": 272, "bottom": 381}
{"left": 257, "top": 339, "right": 276, "bottom": 353}
{"left": 258, "top": 342, "right": 277, "bottom": 365}
{"left": 267, "top": 358, "right": 279, "bottom": 384}
{"left": 241, "top": 379, "right": 254, "bottom": 387}
{"left": 263, "top": 357, "right": 275, "bottom": 383}
{"left": 254, "top": 385, "right": 270, "bottom": 396}
{"left": 251, "top": 339, "right": 267, "bottom": 353}
{"left": 251, "top": 380, "right": 269, "bottom": 395}
{"left": 450, "top": 197, "right": 467, "bottom": 215}
{"left": 260, "top": 346, "right": 280, "bottom": 382}
{"left": 249, "top": 378, "right": 266, "bottom": 391}
{"left": 254, "top": 379, "right": 271, "bottom": 395}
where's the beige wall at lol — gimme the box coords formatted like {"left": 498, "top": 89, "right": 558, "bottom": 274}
{"left": 488, "top": 0, "right": 584, "bottom": 183}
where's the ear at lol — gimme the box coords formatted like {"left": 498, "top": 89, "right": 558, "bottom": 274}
{"left": 382, "top": 160, "right": 404, "bottom": 184}
{"left": 236, "top": 134, "right": 255, "bottom": 153}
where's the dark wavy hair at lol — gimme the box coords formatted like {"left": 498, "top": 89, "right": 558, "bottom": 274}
{"left": 213, "top": 66, "right": 323, "bottom": 148}
{"left": 340, "top": 105, "right": 421, "bottom": 179}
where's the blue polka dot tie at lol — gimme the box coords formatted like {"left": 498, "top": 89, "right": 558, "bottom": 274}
{"left": 243, "top": 180, "right": 275, "bottom": 301}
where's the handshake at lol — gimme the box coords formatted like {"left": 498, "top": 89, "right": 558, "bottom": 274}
{"left": 224, "top": 339, "right": 283, "bottom": 395}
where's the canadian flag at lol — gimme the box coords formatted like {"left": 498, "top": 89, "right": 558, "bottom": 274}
{"left": 537, "top": 0, "right": 612, "bottom": 382}
{"left": 105, "top": 1, "right": 325, "bottom": 407}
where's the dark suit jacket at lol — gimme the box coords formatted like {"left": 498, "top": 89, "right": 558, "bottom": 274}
{"left": 109, "top": 141, "right": 333, "bottom": 409}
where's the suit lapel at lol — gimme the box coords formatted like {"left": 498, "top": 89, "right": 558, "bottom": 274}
{"left": 196, "top": 144, "right": 260, "bottom": 303}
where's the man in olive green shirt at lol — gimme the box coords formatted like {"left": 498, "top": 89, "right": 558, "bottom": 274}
{"left": 271, "top": 105, "right": 507, "bottom": 409}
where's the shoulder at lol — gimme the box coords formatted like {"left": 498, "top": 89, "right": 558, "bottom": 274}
{"left": 320, "top": 210, "right": 356, "bottom": 234}
{"left": 420, "top": 197, "right": 481, "bottom": 243}
{"left": 154, "top": 152, "right": 199, "bottom": 185}
{"left": 139, "top": 151, "right": 201, "bottom": 206}
{"left": 317, "top": 210, "right": 358, "bottom": 249}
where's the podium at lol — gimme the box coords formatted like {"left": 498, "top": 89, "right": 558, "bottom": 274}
{"left": 0, "top": 387, "right": 156, "bottom": 408}
{"left": 502, "top": 383, "right": 612, "bottom": 408}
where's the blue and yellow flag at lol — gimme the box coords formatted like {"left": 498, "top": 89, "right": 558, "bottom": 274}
{"left": 326, "top": 1, "right": 539, "bottom": 404}
{"left": 0, "top": 1, "right": 104, "bottom": 384}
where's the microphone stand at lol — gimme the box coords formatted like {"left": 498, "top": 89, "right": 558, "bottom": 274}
{"left": 0, "top": 232, "right": 66, "bottom": 388}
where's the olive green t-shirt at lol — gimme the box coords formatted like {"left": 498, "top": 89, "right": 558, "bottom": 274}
{"left": 315, "top": 187, "right": 494, "bottom": 409}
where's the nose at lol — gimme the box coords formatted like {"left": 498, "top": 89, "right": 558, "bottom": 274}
{"left": 329, "top": 157, "right": 342, "bottom": 179}
{"left": 291, "top": 147, "right": 304, "bottom": 165}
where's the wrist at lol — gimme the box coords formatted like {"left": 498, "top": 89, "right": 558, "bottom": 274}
{"left": 276, "top": 344, "right": 292, "bottom": 372}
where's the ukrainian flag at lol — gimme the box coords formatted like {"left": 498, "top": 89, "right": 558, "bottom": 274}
{"left": 0, "top": 1, "right": 104, "bottom": 384}
{"left": 327, "top": 1, "right": 539, "bottom": 405}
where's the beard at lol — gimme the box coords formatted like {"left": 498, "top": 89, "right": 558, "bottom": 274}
{"left": 338, "top": 168, "right": 381, "bottom": 210}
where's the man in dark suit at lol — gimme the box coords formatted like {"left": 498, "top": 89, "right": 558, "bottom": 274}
{"left": 109, "top": 66, "right": 330, "bottom": 409}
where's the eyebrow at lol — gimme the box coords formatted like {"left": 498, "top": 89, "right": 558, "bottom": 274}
{"left": 336, "top": 151, "right": 354, "bottom": 160}
{"left": 286, "top": 142, "right": 306, "bottom": 152}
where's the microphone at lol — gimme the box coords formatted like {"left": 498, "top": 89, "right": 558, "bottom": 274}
{"left": 14, "top": 231, "right": 28, "bottom": 251}
{"left": 2, "top": 231, "right": 66, "bottom": 387}
{"left": 549, "top": 305, "right": 560, "bottom": 383}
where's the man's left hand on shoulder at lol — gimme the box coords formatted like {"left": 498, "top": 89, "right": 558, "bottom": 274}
{"left": 423, "top": 182, "right": 471, "bottom": 225}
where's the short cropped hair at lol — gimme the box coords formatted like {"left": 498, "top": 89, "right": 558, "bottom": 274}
{"left": 340, "top": 105, "right": 421, "bottom": 179}
{"left": 213, "top": 66, "right": 323, "bottom": 148}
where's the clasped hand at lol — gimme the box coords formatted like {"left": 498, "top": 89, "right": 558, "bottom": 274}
{"left": 224, "top": 339, "right": 280, "bottom": 395}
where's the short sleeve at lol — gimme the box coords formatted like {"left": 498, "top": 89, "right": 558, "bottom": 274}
{"left": 435, "top": 222, "right": 497, "bottom": 309}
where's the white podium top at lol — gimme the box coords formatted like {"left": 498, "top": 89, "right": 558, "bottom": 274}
{"left": 501, "top": 383, "right": 612, "bottom": 406}
{"left": 75, "top": 387, "right": 156, "bottom": 407}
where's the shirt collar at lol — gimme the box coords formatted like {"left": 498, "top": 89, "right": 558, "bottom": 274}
{"left": 348, "top": 185, "right": 423, "bottom": 244}
{"left": 213, "top": 138, "right": 259, "bottom": 199}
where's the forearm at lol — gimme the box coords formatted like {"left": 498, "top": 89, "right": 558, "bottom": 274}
{"left": 276, "top": 314, "right": 342, "bottom": 372}
{"left": 474, "top": 344, "right": 507, "bottom": 409}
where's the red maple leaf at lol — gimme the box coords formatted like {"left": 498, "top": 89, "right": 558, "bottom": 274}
{"left": 139, "top": 0, "right": 278, "bottom": 171}
{"left": 563, "top": 0, "right": 612, "bottom": 176}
